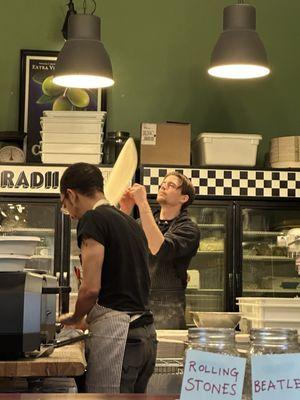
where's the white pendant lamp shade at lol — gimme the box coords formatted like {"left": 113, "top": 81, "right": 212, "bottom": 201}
{"left": 208, "top": 4, "right": 270, "bottom": 79}
{"left": 53, "top": 14, "right": 114, "bottom": 89}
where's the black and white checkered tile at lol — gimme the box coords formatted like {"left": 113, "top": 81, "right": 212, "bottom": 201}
{"left": 141, "top": 167, "right": 300, "bottom": 198}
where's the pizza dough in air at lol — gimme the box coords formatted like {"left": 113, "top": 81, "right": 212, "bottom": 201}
{"left": 104, "top": 137, "right": 138, "bottom": 206}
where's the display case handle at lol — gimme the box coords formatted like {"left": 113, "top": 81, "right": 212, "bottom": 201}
{"left": 42, "top": 286, "right": 71, "bottom": 294}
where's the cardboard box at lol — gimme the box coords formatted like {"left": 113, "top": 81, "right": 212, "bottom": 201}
{"left": 140, "top": 122, "right": 191, "bottom": 165}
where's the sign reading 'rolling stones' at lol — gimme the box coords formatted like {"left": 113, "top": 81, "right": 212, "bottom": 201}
{"left": 0, "top": 165, "right": 112, "bottom": 194}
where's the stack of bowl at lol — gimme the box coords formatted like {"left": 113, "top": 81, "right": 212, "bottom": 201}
{"left": 270, "top": 136, "right": 300, "bottom": 168}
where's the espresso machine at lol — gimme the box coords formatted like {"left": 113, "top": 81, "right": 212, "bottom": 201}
{"left": 0, "top": 270, "right": 59, "bottom": 359}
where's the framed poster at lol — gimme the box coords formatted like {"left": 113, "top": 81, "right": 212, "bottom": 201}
{"left": 18, "top": 49, "right": 107, "bottom": 163}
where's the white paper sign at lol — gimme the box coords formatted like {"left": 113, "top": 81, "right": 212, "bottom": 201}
{"left": 180, "top": 349, "right": 246, "bottom": 400}
{"left": 141, "top": 123, "right": 157, "bottom": 145}
{"left": 251, "top": 353, "right": 300, "bottom": 400}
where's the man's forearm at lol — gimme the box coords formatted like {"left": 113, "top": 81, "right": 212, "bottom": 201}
{"left": 138, "top": 200, "right": 164, "bottom": 255}
{"left": 72, "top": 284, "right": 98, "bottom": 321}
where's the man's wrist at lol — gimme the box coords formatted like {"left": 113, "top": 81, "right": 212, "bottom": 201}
{"left": 70, "top": 314, "right": 82, "bottom": 323}
{"left": 138, "top": 201, "right": 152, "bottom": 214}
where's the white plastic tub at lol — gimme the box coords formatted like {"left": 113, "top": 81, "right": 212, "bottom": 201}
{"left": 40, "top": 119, "right": 104, "bottom": 134}
{"left": 41, "top": 152, "right": 103, "bottom": 164}
{"left": 41, "top": 142, "right": 103, "bottom": 154}
{"left": 0, "top": 254, "right": 30, "bottom": 271}
{"left": 43, "top": 110, "right": 106, "bottom": 119}
{"left": 246, "top": 318, "right": 300, "bottom": 332}
{"left": 237, "top": 297, "right": 300, "bottom": 322}
{"left": 192, "top": 133, "right": 262, "bottom": 166}
{"left": 40, "top": 132, "right": 103, "bottom": 144}
{"left": 0, "top": 236, "right": 40, "bottom": 256}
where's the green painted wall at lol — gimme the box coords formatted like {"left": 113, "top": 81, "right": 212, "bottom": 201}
{"left": 1, "top": 0, "right": 300, "bottom": 165}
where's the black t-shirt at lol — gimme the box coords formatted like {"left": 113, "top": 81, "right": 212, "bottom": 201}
{"left": 77, "top": 205, "right": 150, "bottom": 313}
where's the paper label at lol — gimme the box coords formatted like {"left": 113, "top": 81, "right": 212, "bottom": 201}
{"left": 251, "top": 353, "right": 300, "bottom": 400}
{"left": 141, "top": 123, "right": 157, "bottom": 145}
{"left": 180, "top": 349, "right": 246, "bottom": 400}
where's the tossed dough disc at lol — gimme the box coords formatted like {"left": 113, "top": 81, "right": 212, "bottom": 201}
{"left": 104, "top": 137, "right": 138, "bottom": 205}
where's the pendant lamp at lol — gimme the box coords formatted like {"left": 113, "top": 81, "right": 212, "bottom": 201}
{"left": 208, "top": 2, "right": 270, "bottom": 79}
{"left": 53, "top": 13, "right": 114, "bottom": 89}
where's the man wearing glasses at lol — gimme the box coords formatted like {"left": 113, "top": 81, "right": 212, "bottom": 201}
{"left": 59, "top": 163, "right": 156, "bottom": 393}
{"left": 120, "top": 172, "right": 200, "bottom": 329}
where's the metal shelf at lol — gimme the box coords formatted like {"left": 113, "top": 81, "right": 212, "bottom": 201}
{"left": 243, "top": 231, "right": 283, "bottom": 237}
{"left": 0, "top": 228, "right": 54, "bottom": 235}
{"left": 198, "top": 224, "right": 224, "bottom": 229}
{"left": 243, "top": 255, "right": 294, "bottom": 262}
{"left": 31, "top": 255, "right": 53, "bottom": 259}
{"left": 197, "top": 251, "right": 224, "bottom": 255}
{"left": 186, "top": 289, "right": 223, "bottom": 296}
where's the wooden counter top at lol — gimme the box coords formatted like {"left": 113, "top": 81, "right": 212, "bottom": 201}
{"left": 0, "top": 342, "right": 86, "bottom": 377}
{"left": 0, "top": 395, "right": 178, "bottom": 400}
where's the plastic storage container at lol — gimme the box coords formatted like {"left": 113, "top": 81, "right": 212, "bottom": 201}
{"left": 237, "top": 297, "right": 300, "bottom": 333}
{"left": 40, "top": 119, "right": 104, "bottom": 134}
{"left": 192, "top": 133, "right": 262, "bottom": 167}
{"left": 41, "top": 132, "right": 103, "bottom": 144}
{"left": 41, "top": 142, "right": 103, "bottom": 154}
{"left": 0, "top": 236, "right": 40, "bottom": 256}
{"left": 41, "top": 152, "right": 103, "bottom": 164}
{"left": 0, "top": 254, "right": 30, "bottom": 271}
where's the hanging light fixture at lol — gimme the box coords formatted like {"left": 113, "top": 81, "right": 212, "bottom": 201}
{"left": 53, "top": 0, "right": 114, "bottom": 89}
{"left": 61, "top": 0, "right": 77, "bottom": 40}
{"left": 208, "top": 1, "right": 270, "bottom": 79}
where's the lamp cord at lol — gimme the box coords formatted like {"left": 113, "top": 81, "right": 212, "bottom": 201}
{"left": 91, "top": 0, "right": 96, "bottom": 14}
{"left": 82, "top": 0, "right": 96, "bottom": 14}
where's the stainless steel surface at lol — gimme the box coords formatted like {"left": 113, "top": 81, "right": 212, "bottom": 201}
{"left": 190, "top": 311, "right": 242, "bottom": 328}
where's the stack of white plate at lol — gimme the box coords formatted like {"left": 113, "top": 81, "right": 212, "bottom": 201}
{"left": 270, "top": 136, "right": 300, "bottom": 168}
{"left": 40, "top": 111, "right": 106, "bottom": 164}
{"left": 0, "top": 236, "right": 40, "bottom": 271}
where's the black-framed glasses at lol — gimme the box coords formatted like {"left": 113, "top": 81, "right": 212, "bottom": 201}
{"left": 159, "top": 181, "right": 182, "bottom": 191}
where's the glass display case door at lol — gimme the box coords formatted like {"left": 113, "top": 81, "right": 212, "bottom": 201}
{"left": 185, "top": 201, "right": 233, "bottom": 326}
{"left": 236, "top": 201, "right": 300, "bottom": 299}
{"left": 0, "top": 197, "right": 61, "bottom": 276}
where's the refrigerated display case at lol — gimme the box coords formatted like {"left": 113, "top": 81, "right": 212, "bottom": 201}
{"left": 147, "top": 200, "right": 233, "bottom": 326}
{"left": 236, "top": 202, "right": 300, "bottom": 300}
{"left": 0, "top": 198, "right": 61, "bottom": 276}
{"left": 185, "top": 203, "right": 232, "bottom": 325}
{"left": 140, "top": 165, "right": 300, "bottom": 327}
